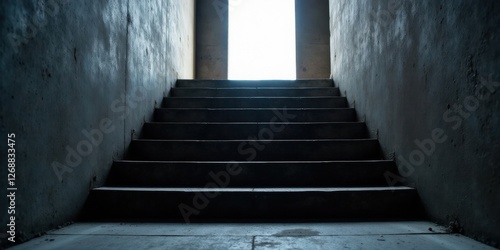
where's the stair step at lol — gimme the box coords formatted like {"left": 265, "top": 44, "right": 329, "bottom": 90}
{"left": 163, "top": 97, "right": 347, "bottom": 108}
{"left": 106, "top": 160, "right": 398, "bottom": 187}
{"left": 154, "top": 108, "right": 357, "bottom": 122}
{"left": 82, "top": 77, "right": 421, "bottom": 223}
{"left": 127, "top": 139, "right": 381, "bottom": 161}
{"left": 176, "top": 79, "right": 333, "bottom": 88}
{"left": 142, "top": 122, "right": 367, "bottom": 139}
{"left": 82, "top": 187, "right": 423, "bottom": 222}
{"left": 170, "top": 87, "right": 340, "bottom": 97}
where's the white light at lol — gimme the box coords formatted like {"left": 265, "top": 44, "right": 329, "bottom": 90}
{"left": 228, "top": 0, "right": 296, "bottom": 80}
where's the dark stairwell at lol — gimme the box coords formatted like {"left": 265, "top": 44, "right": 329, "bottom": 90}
{"left": 2, "top": 0, "right": 499, "bottom": 248}
{"left": 81, "top": 79, "right": 424, "bottom": 222}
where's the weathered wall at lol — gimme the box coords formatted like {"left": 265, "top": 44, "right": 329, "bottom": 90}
{"left": 330, "top": 0, "right": 499, "bottom": 247}
{"left": 197, "top": 0, "right": 331, "bottom": 80}
{"left": 295, "top": 0, "right": 330, "bottom": 79}
{"left": 0, "top": 0, "right": 194, "bottom": 246}
{"left": 196, "top": 0, "right": 228, "bottom": 79}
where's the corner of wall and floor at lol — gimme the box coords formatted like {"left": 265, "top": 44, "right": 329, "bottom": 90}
{"left": 329, "top": 0, "right": 499, "bottom": 247}
{"left": 0, "top": 0, "right": 195, "bottom": 247}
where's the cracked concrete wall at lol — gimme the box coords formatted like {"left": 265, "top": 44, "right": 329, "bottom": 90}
{"left": 0, "top": 0, "right": 194, "bottom": 246}
{"left": 330, "top": 0, "right": 499, "bottom": 247}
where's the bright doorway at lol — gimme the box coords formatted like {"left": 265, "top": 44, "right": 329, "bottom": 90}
{"left": 228, "top": 0, "right": 296, "bottom": 80}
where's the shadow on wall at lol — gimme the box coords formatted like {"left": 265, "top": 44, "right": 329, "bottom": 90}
{"left": 0, "top": 0, "right": 195, "bottom": 247}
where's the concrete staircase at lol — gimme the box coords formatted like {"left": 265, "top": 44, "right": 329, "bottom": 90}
{"left": 82, "top": 79, "right": 423, "bottom": 222}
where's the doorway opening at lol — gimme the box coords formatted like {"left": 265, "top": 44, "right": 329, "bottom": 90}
{"left": 228, "top": 0, "right": 296, "bottom": 80}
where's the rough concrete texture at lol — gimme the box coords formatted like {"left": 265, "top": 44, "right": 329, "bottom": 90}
{"left": 9, "top": 222, "right": 497, "bottom": 249}
{"left": 329, "top": 0, "right": 499, "bottom": 247}
{"left": 196, "top": 0, "right": 228, "bottom": 79}
{"left": 295, "top": 0, "right": 331, "bottom": 79}
{"left": 0, "top": 0, "right": 194, "bottom": 247}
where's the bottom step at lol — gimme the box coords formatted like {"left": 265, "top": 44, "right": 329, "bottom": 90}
{"left": 81, "top": 187, "right": 423, "bottom": 222}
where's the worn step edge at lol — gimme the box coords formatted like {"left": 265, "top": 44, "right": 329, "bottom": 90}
{"left": 162, "top": 97, "right": 348, "bottom": 108}
{"left": 142, "top": 122, "right": 367, "bottom": 139}
{"left": 81, "top": 186, "right": 424, "bottom": 221}
{"left": 143, "top": 121, "right": 365, "bottom": 125}
{"left": 93, "top": 186, "right": 413, "bottom": 192}
{"left": 165, "top": 96, "right": 346, "bottom": 99}
{"left": 170, "top": 88, "right": 341, "bottom": 97}
{"left": 176, "top": 79, "right": 333, "bottom": 88}
{"left": 106, "top": 160, "right": 398, "bottom": 187}
{"left": 113, "top": 160, "right": 393, "bottom": 164}
{"left": 127, "top": 139, "right": 381, "bottom": 161}
{"left": 172, "top": 87, "right": 340, "bottom": 90}
{"left": 130, "top": 138, "right": 377, "bottom": 142}
{"left": 154, "top": 108, "right": 357, "bottom": 122}
{"left": 155, "top": 108, "right": 353, "bottom": 110}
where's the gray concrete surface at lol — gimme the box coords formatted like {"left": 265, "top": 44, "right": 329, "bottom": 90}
{"left": 196, "top": 0, "right": 229, "bottom": 79}
{"left": 0, "top": 0, "right": 194, "bottom": 247}
{"left": 295, "top": 0, "right": 331, "bottom": 79}
{"left": 9, "top": 221, "right": 496, "bottom": 249}
{"left": 329, "top": 0, "right": 500, "bottom": 247}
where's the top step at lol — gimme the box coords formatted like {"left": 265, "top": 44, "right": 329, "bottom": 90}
{"left": 176, "top": 79, "right": 333, "bottom": 88}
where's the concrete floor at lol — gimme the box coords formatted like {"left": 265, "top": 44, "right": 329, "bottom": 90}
{"left": 9, "top": 221, "right": 495, "bottom": 250}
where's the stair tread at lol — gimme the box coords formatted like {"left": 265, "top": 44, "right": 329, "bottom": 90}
{"left": 132, "top": 138, "right": 377, "bottom": 142}
{"left": 156, "top": 107, "right": 353, "bottom": 110}
{"left": 106, "top": 160, "right": 398, "bottom": 187}
{"left": 132, "top": 139, "right": 376, "bottom": 142}
{"left": 166, "top": 96, "right": 344, "bottom": 99}
{"left": 93, "top": 186, "right": 414, "bottom": 192}
{"left": 175, "top": 80, "right": 333, "bottom": 88}
{"left": 142, "top": 121, "right": 368, "bottom": 139}
{"left": 128, "top": 139, "right": 381, "bottom": 161}
{"left": 170, "top": 87, "right": 341, "bottom": 97}
{"left": 163, "top": 96, "right": 348, "bottom": 108}
{"left": 113, "top": 160, "right": 393, "bottom": 164}
{"left": 144, "top": 121, "right": 364, "bottom": 124}
{"left": 154, "top": 108, "right": 357, "bottom": 122}
{"left": 173, "top": 87, "right": 339, "bottom": 91}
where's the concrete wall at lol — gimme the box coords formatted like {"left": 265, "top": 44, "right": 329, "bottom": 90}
{"left": 296, "top": 0, "right": 331, "bottom": 79}
{"left": 330, "top": 0, "right": 499, "bottom": 247}
{"left": 196, "top": 0, "right": 228, "bottom": 79}
{"left": 0, "top": 0, "right": 194, "bottom": 246}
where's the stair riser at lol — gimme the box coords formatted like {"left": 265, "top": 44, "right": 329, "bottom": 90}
{"left": 176, "top": 79, "right": 333, "bottom": 88}
{"left": 107, "top": 161, "right": 398, "bottom": 187}
{"left": 128, "top": 140, "right": 381, "bottom": 161}
{"left": 170, "top": 88, "right": 340, "bottom": 97}
{"left": 142, "top": 123, "right": 367, "bottom": 140}
{"left": 82, "top": 189, "right": 423, "bottom": 221}
{"left": 154, "top": 109, "right": 357, "bottom": 122}
{"left": 163, "top": 97, "right": 347, "bottom": 108}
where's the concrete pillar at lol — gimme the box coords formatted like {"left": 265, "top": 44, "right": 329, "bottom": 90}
{"left": 295, "top": 0, "right": 331, "bottom": 79}
{"left": 195, "top": 0, "right": 229, "bottom": 79}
